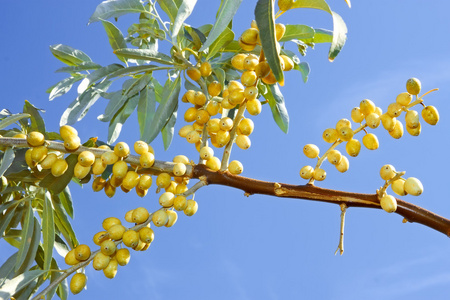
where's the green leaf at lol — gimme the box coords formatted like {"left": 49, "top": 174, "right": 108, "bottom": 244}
{"left": 0, "top": 252, "right": 18, "bottom": 287}
{"left": 108, "top": 94, "right": 140, "bottom": 144}
{"left": 97, "top": 91, "right": 125, "bottom": 123}
{"left": 56, "top": 277, "right": 69, "bottom": 300}
{"left": 14, "top": 267, "right": 40, "bottom": 300}
{"left": 255, "top": 0, "right": 283, "bottom": 82}
{"left": 171, "top": 0, "right": 198, "bottom": 44}
{"left": 0, "top": 113, "right": 30, "bottom": 130}
{"left": 102, "top": 20, "right": 128, "bottom": 63}
{"left": 59, "top": 187, "right": 74, "bottom": 219}
{"left": 114, "top": 48, "right": 174, "bottom": 65}
{"left": 199, "top": 0, "right": 242, "bottom": 52}
{"left": 0, "top": 148, "right": 15, "bottom": 177}
{"left": 143, "top": 74, "right": 181, "bottom": 143}
{"left": 77, "top": 63, "right": 123, "bottom": 94}
{"left": 205, "top": 27, "right": 234, "bottom": 60}
{"left": 55, "top": 62, "right": 102, "bottom": 73}
{"left": 259, "top": 83, "right": 289, "bottom": 133}
{"left": 161, "top": 104, "right": 177, "bottom": 150}
{"left": 60, "top": 80, "right": 113, "bottom": 126}
{"left": 42, "top": 194, "right": 55, "bottom": 272}
{"left": 279, "top": 25, "right": 315, "bottom": 42}
{"left": 0, "top": 269, "right": 46, "bottom": 300}
{"left": 88, "top": 0, "right": 146, "bottom": 24}
{"left": 51, "top": 194, "right": 78, "bottom": 249}
{"left": 124, "top": 73, "right": 153, "bottom": 97}
{"left": 0, "top": 205, "right": 17, "bottom": 241}
{"left": 303, "top": 28, "right": 333, "bottom": 44}
{"left": 106, "top": 65, "right": 160, "bottom": 79}
{"left": 50, "top": 44, "right": 92, "bottom": 66}
{"left": 137, "top": 86, "right": 156, "bottom": 140}
{"left": 49, "top": 76, "right": 84, "bottom": 101}
{"left": 15, "top": 204, "right": 34, "bottom": 272}
{"left": 16, "top": 217, "right": 40, "bottom": 275}
{"left": 294, "top": 61, "right": 310, "bottom": 83}
{"left": 40, "top": 155, "right": 77, "bottom": 195}
{"left": 54, "top": 233, "right": 70, "bottom": 257}
{"left": 156, "top": 0, "right": 179, "bottom": 23}
{"left": 291, "top": 0, "right": 331, "bottom": 13}
{"left": 47, "top": 259, "right": 64, "bottom": 300}
{"left": 328, "top": 12, "right": 347, "bottom": 62}
{"left": 23, "top": 101, "right": 46, "bottom": 134}
{"left": 212, "top": 68, "right": 226, "bottom": 88}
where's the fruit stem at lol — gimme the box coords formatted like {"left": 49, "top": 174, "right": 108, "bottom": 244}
{"left": 334, "top": 203, "right": 347, "bottom": 255}
{"left": 377, "top": 171, "right": 406, "bottom": 200}
{"left": 220, "top": 103, "right": 247, "bottom": 171}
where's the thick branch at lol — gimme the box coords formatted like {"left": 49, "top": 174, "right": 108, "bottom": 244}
{"left": 193, "top": 165, "right": 450, "bottom": 237}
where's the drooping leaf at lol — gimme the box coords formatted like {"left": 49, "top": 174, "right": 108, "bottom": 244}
{"left": 77, "top": 63, "right": 123, "bottom": 94}
{"left": 102, "top": 20, "right": 128, "bottom": 63}
{"left": 143, "top": 74, "right": 181, "bottom": 143}
{"left": 23, "top": 101, "right": 46, "bottom": 134}
{"left": 161, "top": 105, "right": 177, "bottom": 150}
{"left": 14, "top": 267, "right": 40, "bottom": 300}
{"left": 54, "top": 233, "right": 70, "bottom": 258}
{"left": 0, "top": 269, "right": 46, "bottom": 300}
{"left": 107, "top": 94, "right": 140, "bottom": 144}
{"left": 259, "top": 83, "right": 289, "bottom": 133}
{"left": 47, "top": 259, "right": 64, "bottom": 300}
{"left": 60, "top": 80, "right": 113, "bottom": 126}
{"left": 205, "top": 27, "right": 234, "bottom": 60}
{"left": 156, "top": 0, "right": 179, "bottom": 23}
{"left": 88, "top": 0, "right": 146, "bottom": 24}
{"left": 15, "top": 217, "right": 40, "bottom": 275}
{"left": 255, "top": 0, "right": 283, "bottom": 83}
{"left": 59, "top": 187, "right": 74, "bottom": 219}
{"left": 42, "top": 194, "right": 55, "bottom": 272}
{"left": 0, "top": 114, "right": 30, "bottom": 130}
{"left": 56, "top": 277, "right": 69, "bottom": 300}
{"left": 328, "top": 12, "right": 347, "bottom": 61}
{"left": 51, "top": 194, "right": 78, "bottom": 249}
{"left": 49, "top": 76, "right": 84, "bottom": 101}
{"left": 279, "top": 25, "right": 315, "bottom": 42}
{"left": 290, "top": 0, "right": 332, "bottom": 13}
{"left": 50, "top": 44, "right": 92, "bottom": 66}
{"left": 0, "top": 148, "right": 15, "bottom": 177}
{"left": 0, "top": 205, "right": 17, "bottom": 242}
{"left": 106, "top": 64, "right": 160, "bottom": 79}
{"left": 294, "top": 61, "right": 310, "bottom": 83}
{"left": 15, "top": 204, "right": 34, "bottom": 272}
{"left": 0, "top": 252, "right": 18, "bottom": 287}
{"left": 114, "top": 48, "right": 174, "bottom": 65}
{"left": 40, "top": 154, "right": 77, "bottom": 195}
{"left": 55, "top": 62, "right": 102, "bottom": 73}
{"left": 171, "top": 0, "right": 197, "bottom": 44}
{"left": 137, "top": 86, "right": 157, "bottom": 140}
{"left": 302, "top": 28, "right": 333, "bottom": 44}
{"left": 125, "top": 73, "right": 153, "bottom": 97}
{"left": 199, "top": 0, "right": 242, "bottom": 52}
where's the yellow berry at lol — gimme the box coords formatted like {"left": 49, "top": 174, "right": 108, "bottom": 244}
{"left": 421, "top": 105, "right": 439, "bottom": 125}
{"left": 139, "top": 227, "right": 155, "bottom": 244}
{"left": 396, "top": 92, "right": 412, "bottom": 106}
{"left": 64, "top": 249, "right": 80, "bottom": 266}
{"left": 122, "top": 171, "right": 140, "bottom": 190}
{"left": 240, "top": 28, "right": 259, "bottom": 45}
{"left": 179, "top": 125, "right": 195, "bottom": 138}
{"left": 60, "top": 125, "right": 78, "bottom": 140}
{"left": 275, "top": 23, "right": 286, "bottom": 41}
{"left": 391, "top": 178, "right": 407, "bottom": 196}
{"left": 156, "top": 173, "right": 172, "bottom": 189}
{"left": 39, "top": 152, "right": 57, "bottom": 169}
{"left": 299, "top": 165, "right": 314, "bottom": 179}
{"left": 186, "top": 67, "right": 201, "bottom": 81}
{"left": 229, "top": 89, "right": 246, "bottom": 105}
{"left": 280, "top": 55, "right": 294, "bottom": 71}
{"left": 406, "top": 122, "right": 421, "bottom": 136}
{"left": 228, "top": 160, "right": 244, "bottom": 175}
{"left": 31, "top": 146, "right": 48, "bottom": 163}
{"left": 194, "top": 91, "right": 207, "bottom": 106}
{"left": 404, "top": 177, "right": 423, "bottom": 196}
{"left": 351, "top": 107, "right": 365, "bottom": 123}
{"left": 74, "top": 244, "right": 91, "bottom": 261}
{"left": 93, "top": 231, "right": 108, "bottom": 246}
{"left": 327, "top": 150, "right": 342, "bottom": 165}
{"left": 278, "top": 0, "right": 294, "bottom": 11}
{"left": 216, "top": 130, "right": 231, "bottom": 147}
{"left": 92, "top": 157, "right": 107, "bottom": 175}
{"left": 159, "top": 192, "right": 175, "bottom": 208}
{"left": 380, "top": 164, "right": 396, "bottom": 181}
{"left": 101, "top": 151, "right": 119, "bottom": 165}
{"left": 405, "top": 110, "right": 420, "bottom": 128}
{"left": 231, "top": 54, "right": 247, "bottom": 70}
{"left": 77, "top": 151, "right": 95, "bottom": 167}
{"left": 406, "top": 78, "right": 421, "bottom": 95}
{"left": 236, "top": 135, "right": 251, "bottom": 150}
{"left": 362, "top": 133, "right": 379, "bottom": 150}
{"left": 64, "top": 135, "right": 81, "bottom": 151}
{"left": 365, "top": 113, "right": 380, "bottom": 129}
{"left": 184, "top": 200, "right": 198, "bottom": 216}
{"left": 345, "top": 139, "right": 361, "bottom": 157}
{"left": 206, "top": 101, "right": 221, "bottom": 116}
{"left": 51, "top": 158, "right": 68, "bottom": 177}
{"left": 165, "top": 210, "right": 178, "bottom": 227}
{"left": 134, "top": 141, "right": 149, "bottom": 155}
{"left": 114, "top": 142, "right": 130, "bottom": 158}
{"left": 335, "top": 156, "right": 349, "bottom": 173}
{"left": 27, "top": 131, "right": 45, "bottom": 147}
{"left": 116, "top": 248, "right": 131, "bottom": 266}
{"left": 186, "top": 130, "right": 201, "bottom": 144}
{"left": 322, "top": 128, "right": 338, "bottom": 143}
{"left": 93, "top": 252, "right": 111, "bottom": 270}
{"left": 380, "top": 195, "right": 397, "bottom": 213}
{"left": 255, "top": 61, "right": 271, "bottom": 78}
{"left": 387, "top": 102, "right": 403, "bottom": 118}
{"left": 104, "top": 180, "right": 116, "bottom": 198}
{"left": 107, "top": 224, "right": 127, "bottom": 240}
{"left": 122, "top": 230, "right": 140, "bottom": 248}
{"left": 380, "top": 114, "right": 396, "bottom": 132}
{"left": 246, "top": 99, "right": 262, "bottom": 116}
{"left": 140, "top": 151, "right": 155, "bottom": 168}
{"left": 132, "top": 207, "right": 150, "bottom": 224}
{"left": 152, "top": 210, "right": 169, "bottom": 227}
{"left": 200, "top": 61, "right": 212, "bottom": 77}
{"left": 70, "top": 273, "right": 87, "bottom": 295}
{"left": 388, "top": 120, "right": 404, "bottom": 139}
{"left": 313, "top": 168, "right": 326, "bottom": 181}
{"left": 337, "top": 127, "right": 354, "bottom": 141}
{"left": 200, "top": 146, "right": 214, "bottom": 160}
{"left": 138, "top": 174, "right": 152, "bottom": 190}
{"left": 243, "top": 54, "right": 259, "bottom": 71}
{"left": 103, "top": 258, "right": 119, "bottom": 279}
{"left": 241, "top": 70, "right": 258, "bottom": 87}
{"left": 100, "top": 240, "right": 116, "bottom": 256}
{"left": 303, "top": 144, "right": 319, "bottom": 159}
{"left": 173, "top": 195, "right": 188, "bottom": 211}
{"left": 359, "top": 99, "right": 376, "bottom": 116}
{"left": 102, "top": 217, "right": 121, "bottom": 230}
{"left": 208, "top": 81, "right": 222, "bottom": 97}
{"left": 205, "top": 157, "right": 221, "bottom": 171}
{"left": 73, "top": 162, "right": 91, "bottom": 180}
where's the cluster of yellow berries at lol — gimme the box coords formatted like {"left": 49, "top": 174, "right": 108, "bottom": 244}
{"left": 299, "top": 78, "right": 439, "bottom": 183}
{"left": 378, "top": 164, "right": 423, "bottom": 213}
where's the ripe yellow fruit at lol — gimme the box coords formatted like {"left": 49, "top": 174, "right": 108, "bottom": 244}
{"left": 313, "top": 168, "right": 326, "bottom": 181}
{"left": 246, "top": 99, "right": 262, "bottom": 116}
{"left": 404, "top": 177, "right": 423, "bottom": 196}
{"left": 345, "top": 139, "right": 361, "bottom": 157}
{"left": 243, "top": 54, "right": 259, "bottom": 71}
{"left": 134, "top": 140, "right": 149, "bottom": 155}
{"left": 27, "top": 131, "right": 45, "bottom": 147}
{"left": 184, "top": 107, "right": 198, "bottom": 122}
{"left": 152, "top": 210, "right": 169, "bottom": 227}
{"left": 380, "top": 195, "right": 397, "bottom": 213}
{"left": 351, "top": 107, "right": 365, "bottom": 123}
{"left": 101, "top": 239, "right": 116, "bottom": 256}
{"left": 327, "top": 150, "right": 342, "bottom": 165}
{"left": 186, "top": 130, "right": 201, "bottom": 144}
{"left": 173, "top": 163, "right": 187, "bottom": 177}
{"left": 365, "top": 113, "right": 380, "bottom": 129}
{"left": 51, "top": 158, "right": 68, "bottom": 177}
{"left": 322, "top": 128, "right": 338, "bottom": 143}
{"left": 206, "top": 101, "right": 221, "bottom": 116}
{"left": 184, "top": 90, "right": 196, "bottom": 104}
{"left": 387, "top": 102, "right": 403, "bottom": 118}
{"left": 194, "top": 91, "right": 207, "bottom": 106}
{"left": 116, "top": 248, "right": 131, "bottom": 266}
{"left": 231, "top": 54, "right": 247, "bottom": 70}
{"left": 104, "top": 180, "right": 116, "bottom": 198}
{"left": 112, "top": 160, "right": 128, "bottom": 180}
{"left": 380, "top": 164, "right": 396, "bottom": 181}
{"left": 396, "top": 92, "right": 412, "bottom": 106}
{"left": 102, "top": 217, "right": 121, "bottom": 230}
{"left": 101, "top": 151, "right": 119, "bottom": 165}
{"left": 359, "top": 99, "right": 376, "bottom": 116}
{"left": 184, "top": 200, "right": 198, "bottom": 216}
{"left": 25, "top": 149, "right": 36, "bottom": 168}
{"left": 216, "top": 130, "right": 231, "bottom": 147}
{"left": 103, "top": 258, "right": 119, "bottom": 279}
{"left": 299, "top": 165, "right": 314, "bottom": 179}
{"left": 219, "top": 117, "right": 234, "bottom": 131}
{"left": 199, "top": 146, "right": 214, "bottom": 160}
{"left": 133, "top": 239, "right": 147, "bottom": 251}
{"left": 140, "top": 151, "right": 155, "bottom": 168}
{"left": 337, "top": 127, "right": 354, "bottom": 141}
{"left": 228, "top": 160, "right": 244, "bottom": 175}
{"left": 93, "top": 231, "right": 108, "bottom": 246}
{"left": 92, "top": 157, "right": 107, "bottom": 175}
{"left": 391, "top": 178, "right": 407, "bottom": 196}
{"left": 74, "top": 244, "right": 91, "bottom": 261}
{"left": 238, "top": 118, "right": 254, "bottom": 136}
{"left": 165, "top": 210, "right": 178, "bottom": 227}
{"left": 240, "top": 28, "right": 259, "bottom": 45}
{"left": 421, "top": 105, "right": 439, "bottom": 125}
{"left": 236, "top": 135, "right": 251, "bottom": 150}
{"left": 280, "top": 55, "right": 294, "bottom": 71}
{"left": 388, "top": 120, "right": 404, "bottom": 139}
{"left": 255, "top": 61, "right": 271, "bottom": 78}
{"left": 132, "top": 207, "right": 150, "bottom": 223}
{"left": 275, "top": 23, "right": 286, "bottom": 41}
{"left": 207, "top": 119, "right": 220, "bottom": 133}
{"left": 139, "top": 227, "right": 155, "bottom": 244}
{"left": 122, "top": 171, "right": 140, "bottom": 190}
{"left": 175, "top": 183, "right": 188, "bottom": 194}
{"left": 138, "top": 174, "right": 152, "bottom": 190}
{"left": 336, "top": 119, "right": 352, "bottom": 131}
{"left": 122, "top": 230, "right": 140, "bottom": 248}
{"left": 374, "top": 107, "right": 383, "bottom": 116}
{"left": 65, "top": 249, "right": 80, "bottom": 266}
{"left": 406, "top": 122, "right": 421, "bottom": 136}
{"left": 93, "top": 252, "right": 111, "bottom": 270}
{"left": 114, "top": 142, "right": 130, "bottom": 158}
{"left": 31, "top": 146, "right": 48, "bottom": 163}
{"left": 107, "top": 224, "right": 127, "bottom": 241}
{"left": 173, "top": 195, "right": 188, "bottom": 211}
{"left": 229, "top": 89, "right": 246, "bottom": 105}
{"left": 186, "top": 67, "right": 202, "bottom": 81}
{"left": 38, "top": 152, "right": 57, "bottom": 169}
{"left": 200, "top": 61, "right": 212, "bottom": 77}
{"left": 303, "top": 144, "right": 319, "bottom": 159}
{"left": 205, "top": 157, "right": 221, "bottom": 171}
{"left": 196, "top": 110, "right": 210, "bottom": 125}
{"left": 241, "top": 70, "right": 258, "bottom": 87}
{"left": 406, "top": 77, "right": 421, "bottom": 95}
{"left": 78, "top": 151, "right": 95, "bottom": 167}
{"left": 405, "top": 110, "right": 420, "bottom": 128}
{"left": 208, "top": 81, "right": 222, "bottom": 97}
{"left": 362, "top": 133, "right": 379, "bottom": 150}
{"left": 70, "top": 273, "right": 87, "bottom": 295}
{"left": 156, "top": 173, "right": 172, "bottom": 189}
{"left": 73, "top": 162, "right": 91, "bottom": 180}
{"left": 335, "top": 156, "right": 349, "bottom": 173}
{"left": 64, "top": 135, "right": 81, "bottom": 151}
{"left": 60, "top": 125, "right": 78, "bottom": 140}
{"left": 380, "top": 114, "right": 396, "bottom": 132}
{"left": 278, "top": 0, "right": 294, "bottom": 11}
{"left": 179, "top": 125, "right": 195, "bottom": 137}
{"left": 159, "top": 192, "right": 175, "bottom": 207}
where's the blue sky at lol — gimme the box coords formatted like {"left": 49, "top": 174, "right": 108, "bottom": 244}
{"left": 1, "top": 1, "right": 450, "bottom": 299}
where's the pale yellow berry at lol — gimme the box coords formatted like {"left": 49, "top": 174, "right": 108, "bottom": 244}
{"left": 93, "top": 231, "right": 108, "bottom": 246}
{"left": 388, "top": 120, "right": 404, "bottom": 139}
{"left": 365, "top": 113, "right": 380, "bottom": 129}
{"left": 64, "top": 135, "right": 81, "bottom": 151}
{"left": 165, "top": 210, "right": 178, "bottom": 227}
{"left": 184, "top": 200, "right": 198, "bottom": 216}
{"left": 380, "top": 114, "right": 396, "bottom": 132}
{"left": 101, "top": 151, "right": 119, "bottom": 165}
{"left": 406, "top": 122, "right": 421, "bottom": 136}
{"left": 122, "top": 230, "right": 140, "bottom": 248}
{"left": 238, "top": 118, "right": 254, "bottom": 135}
{"left": 387, "top": 102, "right": 403, "bottom": 118}
{"left": 156, "top": 173, "right": 171, "bottom": 188}
{"left": 31, "top": 146, "right": 48, "bottom": 163}
{"left": 173, "top": 196, "right": 188, "bottom": 211}
{"left": 219, "top": 117, "right": 234, "bottom": 131}
{"left": 73, "top": 162, "right": 91, "bottom": 180}
{"left": 323, "top": 128, "right": 338, "bottom": 143}
{"left": 391, "top": 178, "right": 407, "bottom": 196}
{"left": 360, "top": 99, "right": 376, "bottom": 116}
{"left": 70, "top": 273, "right": 87, "bottom": 295}
{"left": 338, "top": 127, "right": 354, "bottom": 141}
{"left": 421, "top": 106, "right": 439, "bottom": 125}
{"left": 102, "top": 217, "right": 121, "bottom": 230}
{"left": 27, "top": 131, "right": 45, "bottom": 147}
{"left": 396, "top": 92, "right": 412, "bottom": 106}
{"left": 51, "top": 158, "right": 68, "bottom": 177}
{"left": 64, "top": 249, "right": 80, "bottom": 266}
{"left": 207, "top": 119, "right": 220, "bottom": 133}
{"left": 205, "top": 157, "right": 221, "bottom": 171}
{"left": 380, "top": 164, "right": 396, "bottom": 181}
{"left": 60, "top": 125, "right": 78, "bottom": 140}
{"left": 112, "top": 160, "right": 128, "bottom": 179}
{"left": 173, "top": 163, "right": 187, "bottom": 177}
{"left": 107, "top": 224, "right": 127, "bottom": 241}
{"left": 299, "top": 165, "right": 314, "bottom": 179}
{"left": 122, "top": 171, "right": 140, "bottom": 190}
{"left": 74, "top": 244, "right": 91, "bottom": 261}
{"left": 236, "top": 135, "right": 251, "bottom": 150}
{"left": 231, "top": 54, "right": 247, "bottom": 70}
{"left": 103, "top": 258, "right": 119, "bottom": 279}
{"left": 351, "top": 107, "right": 365, "bottom": 123}
{"left": 134, "top": 141, "right": 149, "bottom": 155}
{"left": 39, "top": 152, "right": 58, "bottom": 169}
{"left": 216, "top": 130, "right": 231, "bottom": 147}
{"left": 186, "top": 130, "right": 201, "bottom": 144}
{"left": 406, "top": 78, "right": 421, "bottom": 95}
{"left": 313, "top": 168, "right": 326, "bottom": 181}
{"left": 380, "top": 195, "right": 397, "bottom": 213}
{"left": 335, "top": 156, "right": 349, "bottom": 173}
{"left": 132, "top": 207, "right": 150, "bottom": 224}
{"left": 140, "top": 152, "right": 155, "bottom": 168}
{"left": 246, "top": 99, "right": 262, "bottom": 116}
{"left": 78, "top": 151, "right": 95, "bottom": 167}
{"left": 228, "top": 160, "right": 244, "bottom": 175}
{"left": 116, "top": 248, "right": 131, "bottom": 266}
{"left": 405, "top": 110, "right": 420, "bottom": 128}
{"left": 404, "top": 177, "right": 423, "bottom": 196}
{"left": 92, "top": 157, "right": 107, "bottom": 175}
{"left": 138, "top": 175, "right": 152, "bottom": 190}
{"left": 200, "top": 146, "right": 214, "bottom": 160}
{"left": 336, "top": 119, "right": 352, "bottom": 131}
{"left": 345, "top": 139, "right": 361, "bottom": 157}
{"left": 327, "top": 150, "right": 342, "bottom": 165}
{"left": 362, "top": 133, "right": 379, "bottom": 150}
{"left": 159, "top": 192, "right": 175, "bottom": 207}
{"left": 93, "top": 252, "right": 111, "bottom": 270}
{"left": 374, "top": 107, "right": 383, "bottom": 116}
{"left": 100, "top": 240, "right": 116, "bottom": 256}
{"left": 152, "top": 210, "right": 169, "bottom": 227}
{"left": 303, "top": 144, "right": 319, "bottom": 159}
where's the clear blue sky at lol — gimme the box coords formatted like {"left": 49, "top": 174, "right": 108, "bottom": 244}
{"left": 1, "top": 1, "right": 450, "bottom": 299}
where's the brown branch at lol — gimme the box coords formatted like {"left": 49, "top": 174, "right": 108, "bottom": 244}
{"left": 192, "top": 164, "right": 450, "bottom": 237}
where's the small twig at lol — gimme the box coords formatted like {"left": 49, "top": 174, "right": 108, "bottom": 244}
{"left": 180, "top": 176, "right": 208, "bottom": 197}
{"left": 220, "top": 104, "right": 247, "bottom": 171}
{"left": 334, "top": 203, "right": 347, "bottom": 255}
